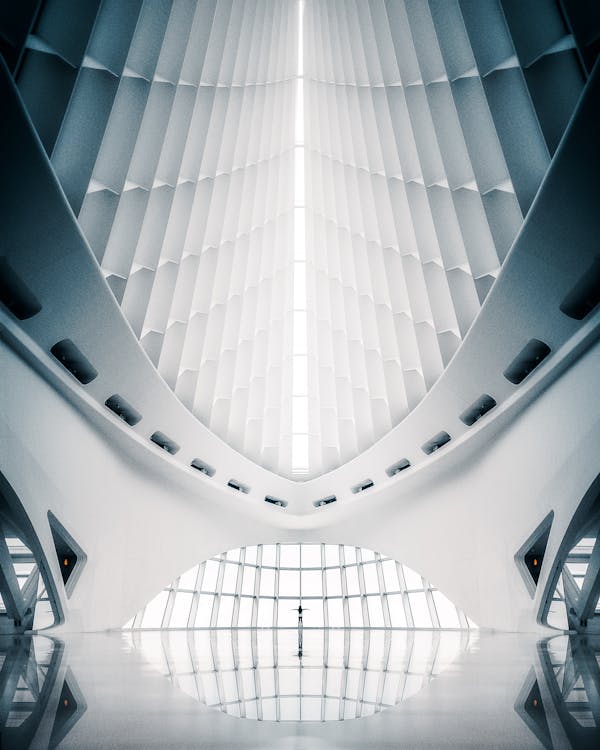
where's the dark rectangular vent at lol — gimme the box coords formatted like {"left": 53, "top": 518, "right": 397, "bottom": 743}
{"left": 422, "top": 431, "right": 451, "bottom": 455}
{"left": 50, "top": 339, "right": 97, "bottom": 384}
{"left": 105, "top": 394, "right": 141, "bottom": 426}
{"left": 150, "top": 431, "right": 179, "bottom": 455}
{"left": 191, "top": 458, "right": 215, "bottom": 477}
{"left": 351, "top": 479, "right": 374, "bottom": 494}
{"left": 560, "top": 257, "right": 600, "bottom": 320}
{"left": 459, "top": 394, "right": 497, "bottom": 426}
{"left": 503, "top": 339, "right": 551, "bottom": 385}
{"left": 0, "top": 257, "right": 42, "bottom": 319}
{"left": 386, "top": 458, "right": 411, "bottom": 477}
{"left": 228, "top": 479, "right": 249, "bottom": 494}
{"left": 313, "top": 495, "right": 336, "bottom": 508}
{"left": 265, "top": 495, "right": 288, "bottom": 508}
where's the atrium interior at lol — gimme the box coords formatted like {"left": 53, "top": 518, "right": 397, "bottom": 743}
{"left": 1, "top": 0, "right": 600, "bottom": 747}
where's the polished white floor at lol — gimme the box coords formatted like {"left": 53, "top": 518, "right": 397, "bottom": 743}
{"left": 2, "top": 629, "right": 598, "bottom": 748}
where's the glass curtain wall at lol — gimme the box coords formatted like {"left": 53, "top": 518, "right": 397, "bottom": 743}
{"left": 125, "top": 543, "right": 475, "bottom": 630}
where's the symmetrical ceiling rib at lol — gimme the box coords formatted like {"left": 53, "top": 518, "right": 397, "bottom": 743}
{"left": 77, "top": 0, "right": 298, "bottom": 473}
{"left": 11, "top": 0, "right": 586, "bottom": 480}
{"left": 302, "top": 0, "right": 532, "bottom": 474}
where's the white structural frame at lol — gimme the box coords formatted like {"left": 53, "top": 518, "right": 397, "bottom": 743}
{"left": 126, "top": 543, "right": 470, "bottom": 630}
{"left": 1, "top": 7, "right": 600, "bottom": 635}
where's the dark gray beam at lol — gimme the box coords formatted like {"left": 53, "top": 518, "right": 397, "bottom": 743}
{"left": 578, "top": 535, "right": 600, "bottom": 623}
{"left": 0, "top": 525, "right": 25, "bottom": 622}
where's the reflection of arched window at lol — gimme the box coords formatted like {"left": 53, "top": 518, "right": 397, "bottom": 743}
{"left": 0, "top": 472, "right": 62, "bottom": 631}
{"left": 125, "top": 544, "right": 476, "bottom": 630}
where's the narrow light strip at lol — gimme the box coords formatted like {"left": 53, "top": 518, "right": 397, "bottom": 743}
{"left": 292, "top": 0, "right": 308, "bottom": 474}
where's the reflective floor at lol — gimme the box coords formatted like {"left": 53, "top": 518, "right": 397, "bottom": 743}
{"left": 1, "top": 630, "right": 599, "bottom": 749}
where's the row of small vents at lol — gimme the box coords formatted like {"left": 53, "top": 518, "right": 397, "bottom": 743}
{"left": 1, "top": 255, "right": 599, "bottom": 509}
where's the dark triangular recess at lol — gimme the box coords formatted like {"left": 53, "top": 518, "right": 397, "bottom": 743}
{"left": 515, "top": 512, "right": 554, "bottom": 597}
{"left": 48, "top": 512, "right": 87, "bottom": 598}
{"left": 49, "top": 668, "right": 87, "bottom": 750}
{"left": 515, "top": 671, "right": 552, "bottom": 750}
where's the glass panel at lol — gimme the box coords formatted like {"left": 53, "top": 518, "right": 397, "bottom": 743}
{"left": 382, "top": 559, "right": 399, "bottom": 591}
{"left": 292, "top": 396, "right": 308, "bottom": 432}
{"left": 345, "top": 566, "right": 360, "bottom": 595}
{"left": 170, "top": 592, "right": 193, "bottom": 627}
{"left": 433, "top": 590, "right": 460, "bottom": 628}
{"left": 327, "top": 598, "right": 344, "bottom": 627}
{"left": 241, "top": 566, "right": 256, "bottom": 595}
{"left": 302, "top": 569, "right": 322, "bottom": 597}
{"left": 293, "top": 263, "right": 306, "bottom": 309}
{"left": 362, "top": 562, "right": 380, "bottom": 593}
{"left": 260, "top": 568, "right": 276, "bottom": 597}
{"left": 141, "top": 590, "right": 169, "bottom": 628}
{"left": 279, "top": 569, "right": 300, "bottom": 597}
{"left": 409, "top": 592, "right": 432, "bottom": 627}
{"left": 324, "top": 545, "right": 340, "bottom": 567}
{"left": 403, "top": 565, "right": 423, "bottom": 591}
{"left": 278, "top": 599, "right": 301, "bottom": 627}
{"left": 178, "top": 565, "right": 198, "bottom": 591}
{"left": 216, "top": 594, "right": 235, "bottom": 627}
{"left": 257, "top": 598, "right": 274, "bottom": 627}
{"left": 348, "top": 597, "right": 363, "bottom": 627}
{"left": 280, "top": 544, "right": 300, "bottom": 568}
{"left": 202, "top": 560, "right": 220, "bottom": 591}
{"left": 238, "top": 596, "right": 253, "bottom": 626}
{"left": 325, "top": 568, "right": 342, "bottom": 597}
{"left": 194, "top": 593, "right": 215, "bottom": 627}
{"left": 293, "top": 356, "right": 308, "bottom": 395}
{"left": 344, "top": 546, "right": 357, "bottom": 564}
{"left": 261, "top": 545, "right": 277, "bottom": 567}
{"left": 367, "top": 595, "right": 385, "bottom": 627}
{"left": 301, "top": 544, "right": 322, "bottom": 567}
{"left": 292, "top": 434, "right": 308, "bottom": 471}
{"left": 387, "top": 594, "right": 407, "bottom": 627}
{"left": 293, "top": 311, "right": 307, "bottom": 354}
{"left": 221, "top": 563, "right": 239, "bottom": 594}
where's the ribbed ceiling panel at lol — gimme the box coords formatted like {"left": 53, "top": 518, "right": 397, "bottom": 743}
{"left": 76, "top": 0, "right": 298, "bottom": 474}
{"left": 13, "top": 0, "right": 581, "bottom": 479}
{"left": 302, "top": 0, "right": 527, "bottom": 475}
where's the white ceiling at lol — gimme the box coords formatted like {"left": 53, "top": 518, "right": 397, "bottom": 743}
{"left": 76, "top": 0, "right": 545, "bottom": 478}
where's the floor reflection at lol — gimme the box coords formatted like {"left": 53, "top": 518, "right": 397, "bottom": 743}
{"left": 126, "top": 628, "right": 473, "bottom": 721}
{"left": 0, "top": 635, "right": 85, "bottom": 749}
{"left": 516, "top": 635, "right": 600, "bottom": 749}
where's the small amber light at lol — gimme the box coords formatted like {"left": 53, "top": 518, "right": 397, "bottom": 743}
{"left": 63, "top": 558, "right": 69, "bottom": 566}
{"left": 533, "top": 699, "right": 538, "bottom": 707}
{"left": 533, "top": 558, "right": 538, "bottom": 567}
{"left": 64, "top": 699, "right": 69, "bottom": 707}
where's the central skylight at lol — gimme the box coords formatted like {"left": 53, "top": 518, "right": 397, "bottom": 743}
{"left": 67, "top": 0, "right": 549, "bottom": 479}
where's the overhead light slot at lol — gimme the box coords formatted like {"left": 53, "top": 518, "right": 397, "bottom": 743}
{"left": 50, "top": 339, "right": 98, "bottom": 384}
{"left": 503, "top": 339, "right": 551, "bottom": 385}
{"left": 386, "top": 458, "right": 411, "bottom": 477}
{"left": 351, "top": 479, "right": 374, "bottom": 494}
{"left": 227, "top": 479, "right": 249, "bottom": 494}
{"left": 104, "top": 394, "right": 141, "bottom": 426}
{"left": 559, "top": 256, "right": 600, "bottom": 320}
{"left": 190, "top": 458, "right": 215, "bottom": 477}
{"left": 150, "top": 431, "right": 179, "bottom": 455}
{"left": 313, "top": 495, "right": 336, "bottom": 508}
{"left": 422, "top": 431, "right": 451, "bottom": 455}
{"left": 0, "top": 257, "right": 42, "bottom": 319}
{"left": 265, "top": 495, "right": 288, "bottom": 508}
{"left": 459, "top": 394, "right": 497, "bottom": 426}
